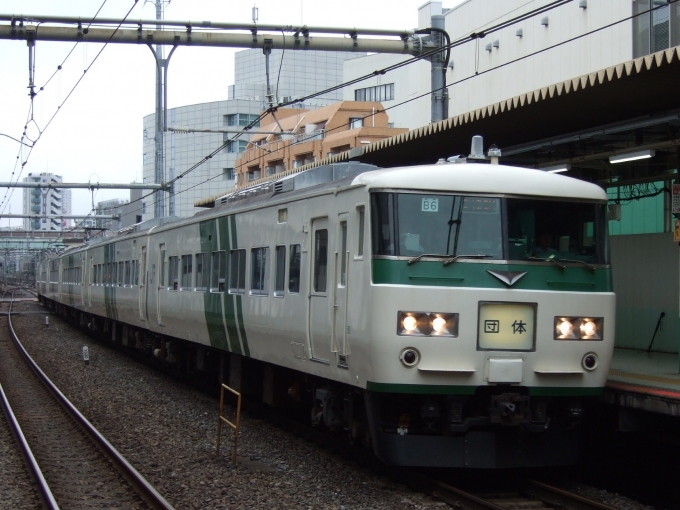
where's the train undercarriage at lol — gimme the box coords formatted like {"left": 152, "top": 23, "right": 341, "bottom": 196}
{"left": 42, "top": 297, "right": 585, "bottom": 468}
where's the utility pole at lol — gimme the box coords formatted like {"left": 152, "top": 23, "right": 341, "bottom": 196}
{"left": 429, "top": 14, "right": 449, "bottom": 123}
{"left": 146, "top": 0, "right": 175, "bottom": 219}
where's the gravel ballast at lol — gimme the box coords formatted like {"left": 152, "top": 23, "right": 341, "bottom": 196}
{"left": 11, "top": 306, "right": 443, "bottom": 509}
{"left": 9, "top": 301, "right": 658, "bottom": 510}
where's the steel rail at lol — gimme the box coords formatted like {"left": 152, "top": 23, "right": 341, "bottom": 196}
{"left": 0, "top": 382, "right": 59, "bottom": 509}
{"left": 527, "top": 480, "right": 620, "bottom": 510}
{"left": 6, "top": 294, "right": 175, "bottom": 510}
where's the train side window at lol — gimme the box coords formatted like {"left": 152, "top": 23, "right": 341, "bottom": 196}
{"left": 314, "top": 229, "right": 328, "bottom": 293}
{"left": 229, "top": 249, "right": 246, "bottom": 294}
{"left": 289, "top": 244, "right": 301, "bottom": 293}
{"left": 168, "top": 256, "right": 179, "bottom": 290}
{"left": 210, "top": 251, "right": 226, "bottom": 292}
{"left": 251, "top": 247, "right": 269, "bottom": 296}
{"left": 340, "top": 221, "right": 347, "bottom": 286}
{"left": 134, "top": 260, "right": 139, "bottom": 286}
{"left": 118, "top": 261, "right": 124, "bottom": 286}
{"left": 195, "top": 253, "right": 208, "bottom": 291}
{"left": 180, "top": 255, "right": 193, "bottom": 290}
{"left": 357, "top": 205, "right": 365, "bottom": 258}
{"left": 112, "top": 262, "right": 118, "bottom": 286}
{"left": 274, "top": 245, "right": 286, "bottom": 297}
{"left": 125, "top": 261, "right": 131, "bottom": 286}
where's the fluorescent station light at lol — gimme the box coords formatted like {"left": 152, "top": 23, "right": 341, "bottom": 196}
{"left": 541, "top": 163, "right": 571, "bottom": 173}
{"left": 609, "top": 149, "right": 655, "bottom": 164}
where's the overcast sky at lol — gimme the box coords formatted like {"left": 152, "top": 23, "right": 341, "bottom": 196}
{"left": 0, "top": 0, "right": 462, "bottom": 226}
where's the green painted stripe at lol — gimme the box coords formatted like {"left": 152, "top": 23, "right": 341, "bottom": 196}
{"left": 222, "top": 216, "right": 242, "bottom": 355}
{"left": 200, "top": 219, "right": 230, "bottom": 351}
{"left": 367, "top": 381, "right": 604, "bottom": 397}
{"left": 372, "top": 259, "right": 612, "bottom": 292}
{"left": 228, "top": 214, "right": 250, "bottom": 357}
{"left": 528, "top": 386, "right": 604, "bottom": 397}
{"left": 367, "top": 382, "right": 476, "bottom": 395}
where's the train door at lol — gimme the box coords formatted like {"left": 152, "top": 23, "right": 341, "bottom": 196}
{"left": 138, "top": 245, "right": 147, "bottom": 321}
{"left": 333, "top": 216, "right": 350, "bottom": 365}
{"left": 308, "top": 217, "right": 333, "bottom": 363}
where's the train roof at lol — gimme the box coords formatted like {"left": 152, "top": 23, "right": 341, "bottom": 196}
{"left": 353, "top": 162, "right": 608, "bottom": 201}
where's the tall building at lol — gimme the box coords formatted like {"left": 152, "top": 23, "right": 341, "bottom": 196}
{"left": 343, "top": 1, "right": 650, "bottom": 129}
{"left": 22, "top": 172, "right": 69, "bottom": 231}
{"left": 142, "top": 48, "right": 365, "bottom": 220}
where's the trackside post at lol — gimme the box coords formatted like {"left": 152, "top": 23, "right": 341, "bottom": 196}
{"left": 216, "top": 383, "right": 242, "bottom": 464}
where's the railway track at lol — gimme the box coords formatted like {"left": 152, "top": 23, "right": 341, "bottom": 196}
{"left": 31, "top": 291, "right": 631, "bottom": 510}
{"left": 0, "top": 290, "right": 173, "bottom": 509}
{"left": 404, "top": 475, "right": 620, "bottom": 510}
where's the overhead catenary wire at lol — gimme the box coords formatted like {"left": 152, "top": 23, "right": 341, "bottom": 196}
{"left": 111, "top": 0, "right": 676, "bottom": 227}
{"left": 2, "top": 0, "right": 585, "bottom": 225}
{"left": 28, "top": 0, "right": 675, "bottom": 242}
{"left": 0, "top": 0, "right": 133, "bottom": 216}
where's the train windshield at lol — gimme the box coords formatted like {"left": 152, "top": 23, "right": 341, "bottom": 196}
{"left": 371, "top": 193, "right": 608, "bottom": 264}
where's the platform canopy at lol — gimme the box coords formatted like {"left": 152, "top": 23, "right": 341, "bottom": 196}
{"left": 351, "top": 46, "right": 680, "bottom": 188}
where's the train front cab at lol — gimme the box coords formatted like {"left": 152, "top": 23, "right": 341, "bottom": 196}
{"left": 362, "top": 186, "right": 615, "bottom": 468}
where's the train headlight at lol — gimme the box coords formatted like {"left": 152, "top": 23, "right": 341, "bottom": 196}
{"left": 554, "top": 317, "right": 603, "bottom": 340}
{"left": 432, "top": 316, "right": 447, "bottom": 333}
{"left": 403, "top": 315, "right": 418, "bottom": 332}
{"left": 398, "top": 312, "right": 458, "bottom": 337}
{"left": 556, "top": 319, "right": 574, "bottom": 337}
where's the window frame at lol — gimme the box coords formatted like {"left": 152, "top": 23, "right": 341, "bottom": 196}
{"left": 250, "top": 246, "right": 270, "bottom": 296}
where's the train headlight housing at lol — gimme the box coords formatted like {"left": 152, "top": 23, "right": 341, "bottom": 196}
{"left": 398, "top": 312, "right": 459, "bottom": 337}
{"left": 554, "top": 317, "right": 603, "bottom": 340}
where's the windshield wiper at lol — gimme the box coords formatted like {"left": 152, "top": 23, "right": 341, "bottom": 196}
{"left": 407, "top": 254, "right": 452, "bottom": 265}
{"left": 443, "top": 254, "right": 493, "bottom": 267}
{"left": 554, "top": 258, "right": 597, "bottom": 271}
{"left": 527, "top": 256, "right": 565, "bottom": 270}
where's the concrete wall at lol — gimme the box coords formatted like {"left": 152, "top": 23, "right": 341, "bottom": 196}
{"left": 344, "top": 0, "right": 634, "bottom": 130}
{"left": 610, "top": 233, "right": 679, "bottom": 354}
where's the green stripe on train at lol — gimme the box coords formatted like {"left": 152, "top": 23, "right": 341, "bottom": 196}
{"left": 371, "top": 259, "right": 613, "bottom": 292}
{"left": 199, "top": 219, "right": 230, "bottom": 352}
{"left": 366, "top": 381, "right": 604, "bottom": 397}
{"left": 230, "top": 214, "right": 251, "bottom": 357}
{"left": 220, "top": 216, "right": 242, "bottom": 355}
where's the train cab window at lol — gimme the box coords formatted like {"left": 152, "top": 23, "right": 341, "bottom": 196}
{"left": 229, "top": 249, "right": 246, "bottom": 294}
{"left": 274, "top": 245, "right": 286, "bottom": 297}
{"left": 506, "top": 198, "right": 607, "bottom": 264}
{"left": 195, "top": 253, "right": 208, "bottom": 291}
{"left": 210, "top": 251, "right": 226, "bottom": 292}
{"left": 340, "top": 221, "right": 348, "bottom": 286}
{"left": 357, "top": 206, "right": 365, "bottom": 257}
{"left": 180, "top": 255, "right": 193, "bottom": 290}
{"left": 288, "top": 244, "right": 301, "bottom": 293}
{"left": 251, "top": 247, "right": 269, "bottom": 296}
{"left": 313, "top": 229, "right": 328, "bottom": 293}
{"left": 372, "top": 193, "right": 503, "bottom": 260}
{"left": 168, "top": 256, "right": 179, "bottom": 290}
